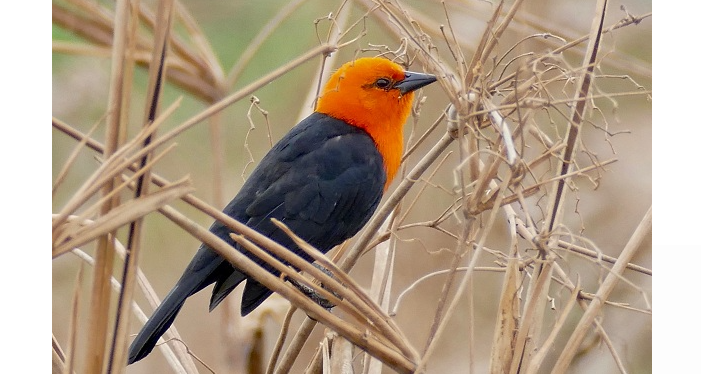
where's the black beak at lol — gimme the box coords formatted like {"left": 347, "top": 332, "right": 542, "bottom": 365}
{"left": 395, "top": 71, "right": 437, "bottom": 95}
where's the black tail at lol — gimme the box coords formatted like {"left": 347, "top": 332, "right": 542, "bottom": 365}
{"left": 127, "top": 283, "right": 190, "bottom": 364}
{"left": 128, "top": 248, "right": 224, "bottom": 364}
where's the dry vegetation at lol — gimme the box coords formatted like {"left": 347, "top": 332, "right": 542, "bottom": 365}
{"left": 52, "top": 0, "right": 652, "bottom": 373}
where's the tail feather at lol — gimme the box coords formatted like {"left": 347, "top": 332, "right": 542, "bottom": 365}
{"left": 241, "top": 279, "right": 274, "bottom": 316}
{"left": 128, "top": 284, "right": 190, "bottom": 364}
{"left": 128, "top": 248, "right": 224, "bottom": 364}
{"left": 209, "top": 269, "right": 247, "bottom": 312}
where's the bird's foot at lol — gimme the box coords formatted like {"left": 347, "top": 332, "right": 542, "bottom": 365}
{"left": 286, "top": 263, "right": 342, "bottom": 311}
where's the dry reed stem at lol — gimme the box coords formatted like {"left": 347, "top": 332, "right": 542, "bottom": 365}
{"left": 489, "top": 209, "right": 522, "bottom": 372}
{"left": 556, "top": 239, "right": 651, "bottom": 276}
{"left": 264, "top": 305, "right": 297, "bottom": 374}
{"left": 543, "top": 0, "right": 607, "bottom": 233}
{"left": 509, "top": 258, "right": 555, "bottom": 374}
{"left": 109, "top": 2, "right": 175, "bottom": 369}
{"left": 524, "top": 279, "right": 581, "bottom": 374}
{"left": 80, "top": 0, "right": 132, "bottom": 369}
{"left": 364, "top": 214, "right": 396, "bottom": 374}
{"left": 65, "top": 263, "right": 84, "bottom": 374}
{"left": 53, "top": 334, "right": 68, "bottom": 374}
{"left": 274, "top": 317, "right": 317, "bottom": 374}
{"left": 329, "top": 333, "right": 353, "bottom": 374}
{"left": 377, "top": 0, "right": 650, "bottom": 80}
{"left": 53, "top": 178, "right": 193, "bottom": 257}
{"left": 52, "top": 115, "right": 105, "bottom": 196}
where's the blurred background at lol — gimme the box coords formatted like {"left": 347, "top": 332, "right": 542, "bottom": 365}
{"left": 53, "top": 0, "right": 651, "bottom": 373}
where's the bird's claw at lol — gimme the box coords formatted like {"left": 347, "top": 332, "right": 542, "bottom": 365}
{"left": 286, "top": 263, "right": 342, "bottom": 311}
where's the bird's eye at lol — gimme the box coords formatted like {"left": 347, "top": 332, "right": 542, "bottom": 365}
{"left": 375, "top": 78, "right": 392, "bottom": 89}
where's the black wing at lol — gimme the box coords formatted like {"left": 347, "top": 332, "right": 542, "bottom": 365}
{"left": 209, "top": 112, "right": 386, "bottom": 312}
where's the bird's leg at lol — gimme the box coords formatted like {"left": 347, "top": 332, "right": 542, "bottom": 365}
{"left": 286, "top": 263, "right": 342, "bottom": 310}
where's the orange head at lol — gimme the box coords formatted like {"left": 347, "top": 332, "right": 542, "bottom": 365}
{"left": 316, "top": 57, "right": 436, "bottom": 189}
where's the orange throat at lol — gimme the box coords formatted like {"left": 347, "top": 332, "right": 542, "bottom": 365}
{"left": 352, "top": 114, "right": 406, "bottom": 190}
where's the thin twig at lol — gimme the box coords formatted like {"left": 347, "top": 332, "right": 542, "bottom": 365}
{"left": 551, "top": 207, "right": 651, "bottom": 373}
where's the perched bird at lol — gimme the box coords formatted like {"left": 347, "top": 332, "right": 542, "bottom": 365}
{"left": 128, "top": 57, "right": 437, "bottom": 364}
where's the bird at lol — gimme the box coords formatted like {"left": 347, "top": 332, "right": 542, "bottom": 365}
{"left": 127, "top": 56, "right": 437, "bottom": 364}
